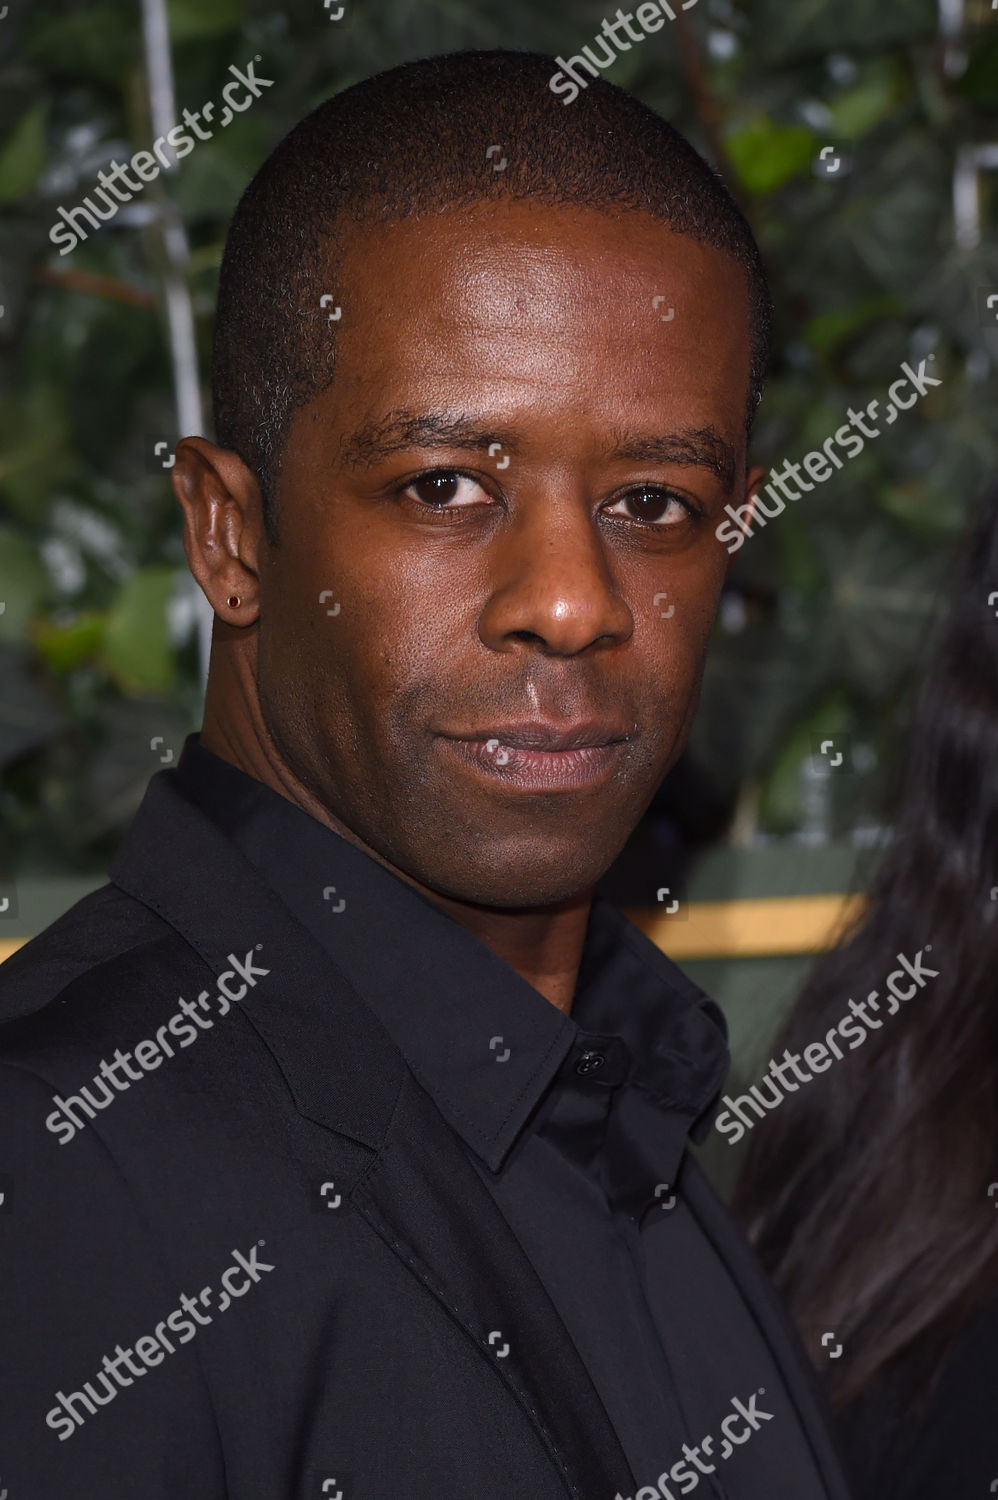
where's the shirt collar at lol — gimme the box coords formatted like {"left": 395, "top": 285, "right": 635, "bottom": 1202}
{"left": 169, "top": 734, "right": 729, "bottom": 1178}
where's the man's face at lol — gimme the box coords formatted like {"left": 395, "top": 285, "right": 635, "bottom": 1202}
{"left": 255, "top": 200, "right": 756, "bottom": 907}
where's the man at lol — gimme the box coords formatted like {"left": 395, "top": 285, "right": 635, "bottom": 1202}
{"left": 0, "top": 50, "right": 852, "bottom": 1500}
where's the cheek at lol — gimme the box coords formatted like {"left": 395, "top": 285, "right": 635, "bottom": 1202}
{"left": 364, "top": 567, "right": 474, "bottom": 682}
{"left": 256, "top": 553, "right": 348, "bottom": 733}
{"left": 639, "top": 556, "right": 725, "bottom": 662}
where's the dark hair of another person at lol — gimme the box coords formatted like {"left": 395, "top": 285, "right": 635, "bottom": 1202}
{"left": 733, "top": 481, "right": 998, "bottom": 1414}
{"left": 211, "top": 48, "right": 771, "bottom": 546}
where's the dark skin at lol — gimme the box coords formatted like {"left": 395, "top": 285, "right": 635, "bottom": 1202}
{"left": 173, "top": 200, "right": 764, "bottom": 1014}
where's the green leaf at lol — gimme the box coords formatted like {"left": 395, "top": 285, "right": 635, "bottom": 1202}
{"left": 0, "top": 102, "right": 47, "bottom": 204}
{"left": 32, "top": 612, "right": 106, "bottom": 674}
{"left": 724, "top": 118, "right": 816, "bottom": 195}
{"left": 826, "top": 64, "right": 902, "bottom": 142}
{"left": 101, "top": 568, "right": 178, "bottom": 693}
{"left": 0, "top": 384, "right": 73, "bottom": 524}
{"left": 24, "top": 5, "right": 137, "bottom": 83}
{"left": 804, "top": 296, "right": 903, "bottom": 357}
{"left": 168, "top": 0, "right": 242, "bottom": 41}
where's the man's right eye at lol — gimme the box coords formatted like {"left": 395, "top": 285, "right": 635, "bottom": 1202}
{"left": 400, "top": 471, "right": 494, "bottom": 509}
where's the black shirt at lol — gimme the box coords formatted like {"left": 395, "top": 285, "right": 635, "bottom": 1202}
{"left": 173, "top": 733, "right": 832, "bottom": 1499}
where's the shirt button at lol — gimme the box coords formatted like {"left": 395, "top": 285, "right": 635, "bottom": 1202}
{"left": 575, "top": 1049, "right": 606, "bottom": 1076}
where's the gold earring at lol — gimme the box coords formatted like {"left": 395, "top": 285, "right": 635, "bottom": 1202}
{"left": 227, "top": 594, "right": 241, "bottom": 609}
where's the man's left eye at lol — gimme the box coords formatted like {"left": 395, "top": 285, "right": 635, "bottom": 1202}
{"left": 604, "top": 487, "right": 693, "bottom": 526}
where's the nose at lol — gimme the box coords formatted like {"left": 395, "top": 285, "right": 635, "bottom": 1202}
{"left": 477, "top": 486, "right": 634, "bottom": 657}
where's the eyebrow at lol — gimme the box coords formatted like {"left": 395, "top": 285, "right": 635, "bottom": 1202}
{"left": 608, "top": 426, "right": 738, "bottom": 491}
{"left": 338, "top": 409, "right": 738, "bottom": 490}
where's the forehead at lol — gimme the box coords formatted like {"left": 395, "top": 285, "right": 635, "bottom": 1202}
{"left": 310, "top": 200, "right": 752, "bottom": 438}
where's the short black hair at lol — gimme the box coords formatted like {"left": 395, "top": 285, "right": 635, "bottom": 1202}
{"left": 212, "top": 48, "right": 771, "bottom": 544}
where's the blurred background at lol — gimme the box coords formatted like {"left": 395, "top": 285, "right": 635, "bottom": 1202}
{"left": 1, "top": 0, "right": 996, "bottom": 1186}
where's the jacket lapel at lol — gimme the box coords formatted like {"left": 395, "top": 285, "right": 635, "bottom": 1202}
{"left": 110, "top": 771, "right": 636, "bottom": 1499}
{"left": 683, "top": 1159, "right": 853, "bottom": 1499}
{"left": 350, "top": 1067, "right": 636, "bottom": 1498}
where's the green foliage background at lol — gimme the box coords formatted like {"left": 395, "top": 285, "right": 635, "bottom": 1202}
{"left": 1, "top": 0, "right": 997, "bottom": 872}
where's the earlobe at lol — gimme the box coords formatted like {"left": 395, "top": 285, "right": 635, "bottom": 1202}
{"left": 172, "top": 437, "right": 263, "bottom": 623}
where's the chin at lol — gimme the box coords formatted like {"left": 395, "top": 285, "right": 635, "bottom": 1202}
{"left": 428, "top": 858, "right": 611, "bottom": 911}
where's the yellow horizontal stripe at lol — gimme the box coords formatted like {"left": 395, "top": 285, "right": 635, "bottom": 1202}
{"left": 626, "top": 893, "right": 866, "bottom": 959}
{"left": 1, "top": 893, "right": 865, "bottom": 969}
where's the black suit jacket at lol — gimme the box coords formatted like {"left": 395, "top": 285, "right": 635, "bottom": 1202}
{"left": 0, "top": 770, "right": 854, "bottom": 1499}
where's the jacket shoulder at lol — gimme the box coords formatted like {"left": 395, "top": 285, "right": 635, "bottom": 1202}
{"left": 0, "top": 880, "right": 176, "bottom": 1029}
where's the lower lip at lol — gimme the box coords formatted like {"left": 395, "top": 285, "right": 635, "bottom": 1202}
{"left": 442, "top": 737, "right": 627, "bottom": 791}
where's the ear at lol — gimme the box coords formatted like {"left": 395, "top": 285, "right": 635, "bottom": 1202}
{"left": 172, "top": 437, "right": 265, "bottom": 625}
{"left": 724, "top": 464, "right": 767, "bottom": 578}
